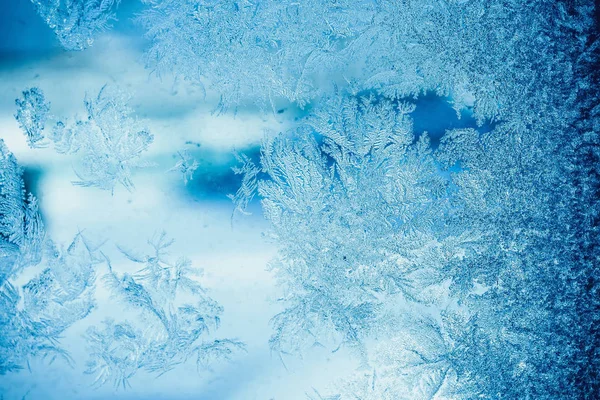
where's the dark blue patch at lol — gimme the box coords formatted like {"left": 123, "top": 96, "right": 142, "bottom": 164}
{"left": 21, "top": 164, "right": 44, "bottom": 201}
{"left": 177, "top": 145, "right": 262, "bottom": 202}
{"left": 411, "top": 93, "right": 479, "bottom": 146}
{"left": 0, "top": 0, "right": 59, "bottom": 56}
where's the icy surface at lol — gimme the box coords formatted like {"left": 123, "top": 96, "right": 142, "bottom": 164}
{"left": 1, "top": 0, "right": 599, "bottom": 399}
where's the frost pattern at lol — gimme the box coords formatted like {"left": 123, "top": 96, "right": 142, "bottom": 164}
{"left": 31, "top": 0, "right": 120, "bottom": 50}
{"left": 232, "top": 95, "right": 463, "bottom": 356}
{"left": 217, "top": 0, "right": 598, "bottom": 396}
{"left": 11, "top": 0, "right": 600, "bottom": 398}
{"left": 137, "top": 0, "right": 374, "bottom": 111}
{"left": 136, "top": 0, "right": 589, "bottom": 125}
{"left": 1, "top": 140, "right": 97, "bottom": 375}
{"left": 228, "top": 152, "right": 259, "bottom": 215}
{"left": 168, "top": 150, "right": 199, "bottom": 185}
{"left": 15, "top": 88, "right": 51, "bottom": 149}
{"left": 85, "top": 232, "right": 243, "bottom": 388}
{"left": 51, "top": 86, "right": 154, "bottom": 191}
{"left": 1, "top": 234, "right": 99, "bottom": 376}
{"left": 321, "top": 314, "right": 459, "bottom": 400}
{"left": 0, "top": 140, "right": 45, "bottom": 280}
{"left": 15, "top": 86, "right": 154, "bottom": 193}
{"left": 234, "top": 86, "right": 599, "bottom": 397}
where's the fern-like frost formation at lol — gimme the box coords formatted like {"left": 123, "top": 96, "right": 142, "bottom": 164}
{"left": 4, "top": 0, "right": 600, "bottom": 398}
{"left": 85, "top": 232, "right": 244, "bottom": 388}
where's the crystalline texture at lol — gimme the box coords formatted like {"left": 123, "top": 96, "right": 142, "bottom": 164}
{"left": 0, "top": 140, "right": 44, "bottom": 279}
{"left": 137, "top": 0, "right": 375, "bottom": 111}
{"left": 31, "top": 0, "right": 120, "bottom": 50}
{"left": 15, "top": 88, "right": 51, "bottom": 149}
{"left": 58, "top": 86, "right": 154, "bottom": 192}
{"left": 1, "top": 140, "right": 97, "bottom": 375}
{"left": 15, "top": 86, "right": 154, "bottom": 193}
{"left": 168, "top": 150, "right": 199, "bottom": 185}
{"left": 231, "top": 94, "right": 464, "bottom": 356}
{"left": 85, "top": 232, "right": 243, "bottom": 388}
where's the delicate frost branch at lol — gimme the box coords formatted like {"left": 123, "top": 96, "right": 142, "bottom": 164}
{"left": 85, "top": 232, "right": 244, "bottom": 388}
{"left": 14, "top": 86, "right": 154, "bottom": 193}
{"left": 31, "top": 0, "right": 120, "bottom": 50}
{"left": 15, "top": 88, "right": 51, "bottom": 149}
{"left": 168, "top": 150, "right": 199, "bottom": 185}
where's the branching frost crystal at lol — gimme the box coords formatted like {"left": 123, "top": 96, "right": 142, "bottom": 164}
{"left": 31, "top": 0, "right": 120, "bottom": 50}
{"left": 52, "top": 86, "right": 154, "bottom": 192}
{"left": 169, "top": 150, "right": 199, "bottom": 185}
{"left": 85, "top": 232, "right": 243, "bottom": 388}
{"left": 15, "top": 88, "right": 51, "bottom": 149}
{"left": 1, "top": 141, "right": 99, "bottom": 376}
{"left": 11, "top": 0, "right": 600, "bottom": 398}
{"left": 15, "top": 86, "right": 154, "bottom": 193}
{"left": 232, "top": 94, "right": 465, "bottom": 356}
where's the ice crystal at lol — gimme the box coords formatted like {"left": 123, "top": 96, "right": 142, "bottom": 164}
{"left": 135, "top": 0, "right": 590, "bottom": 125}
{"left": 232, "top": 94, "right": 466, "bottom": 356}
{"left": 0, "top": 233, "right": 99, "bottom": 374}
{"left": 235, "top": 79, "right": 600, "bottom": 397}
{"left": 168, "top": 150, "right": 199, "bottom": 185}
{"left": 314, "top": 91, "right": 599, "bottom": 398}
{"left": 31, "top": 0, "right": 120, "bottom": 50}
{"left": 137, "top": 0, "right": 374, "bottom": 111}
{"left": 9, "top": 0, "right": 600, "bottom": 398}
{"left": 15, "top": 86, "right": 154, "bottom": 193}
{"left": 53, "top": 85, "right": 153, "bottom": 192}
{"left": 15, "top": 88, "right": 51, "bottom": 149}
{"left": 85, "top": 232, "right": 243, "bottom": 388}
{"left": 0, "top": 140, "right": 45, "bottom": 279}
{"left": 331, "top": 314, "right": 461, "bottom": 400}
{"left": 1, "top": 141, "right": 99, "bottom": 375}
